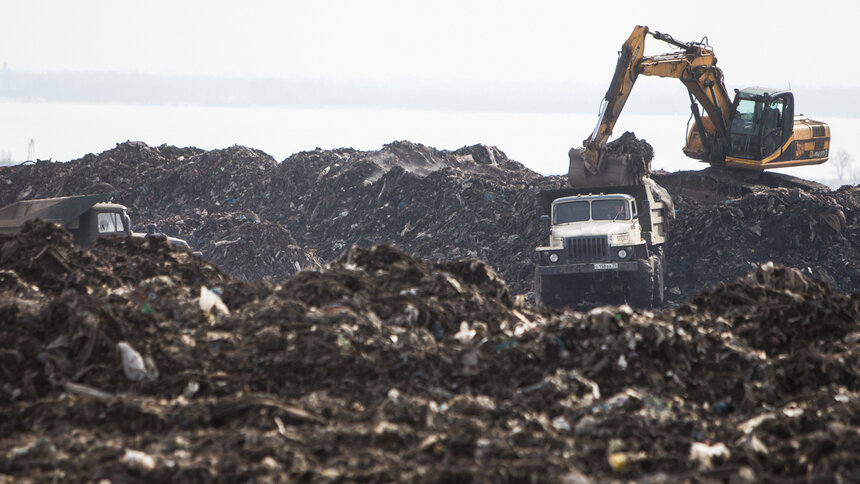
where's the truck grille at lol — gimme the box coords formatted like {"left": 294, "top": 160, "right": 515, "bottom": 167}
{"left": 565, "top": 236, "right": 607, "bottom": 261}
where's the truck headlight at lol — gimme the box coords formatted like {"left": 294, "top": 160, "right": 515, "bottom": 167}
{"left": 549, "top": 253, "right": 559, "bottom": 263}
{"left": 614, "top": 246, "right": 634, "bottom": 260}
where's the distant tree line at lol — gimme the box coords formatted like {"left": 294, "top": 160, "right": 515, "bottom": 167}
{"left": 833, "top": 149, "right": 858, "bottom": 185}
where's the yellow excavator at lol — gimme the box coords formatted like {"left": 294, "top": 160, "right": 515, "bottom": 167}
{"left": 569, "top": 25, "right": 830, "bottom": 188}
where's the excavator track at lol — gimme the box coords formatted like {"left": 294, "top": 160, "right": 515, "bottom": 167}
{"left": 650, "top": 167, "right": 829, "bottom": 203}
{"left": 757, "top": 171, "right": 831, "bottom": 192}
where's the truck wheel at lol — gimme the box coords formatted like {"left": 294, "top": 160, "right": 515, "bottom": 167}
{"left": 651, "top": 252, "right": 664, "bottom": 307}
{"left": 534, "top": 267, "right": 545, "bottom": 306}
{"left": 535, "top": 270, "right": 581, "bottom": 308}
{"left": 628, "top": 260, "right": 655, "bottom": 309}
{"left": 534, "top": 268, "right": 562, "bottom": 307}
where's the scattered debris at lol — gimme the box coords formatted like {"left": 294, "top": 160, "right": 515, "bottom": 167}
{"left": 117, "top": 341, "right": 159, "bottom": 383}
{"left": 0, "top": 219, "right": 857, "bottom": 482}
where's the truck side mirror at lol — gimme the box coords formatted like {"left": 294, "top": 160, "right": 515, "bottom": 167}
{"left": 540, "top": 214, "right": 550, "bottom": 231}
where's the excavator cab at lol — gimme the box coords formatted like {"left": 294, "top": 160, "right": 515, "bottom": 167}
{"left": 727, "top": 88, "right": 794, "bottom": 162}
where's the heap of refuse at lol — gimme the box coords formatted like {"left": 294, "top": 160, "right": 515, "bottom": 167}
{"left": 606, "top": 130, "right": 655, "bottom": 178}
{"left": 0, "top": 141, "right": 570, "bottom": 294}
{"left": 665, "top": 185, "right": 859, "bottom": 302}
{"left": 1, "top": 220, "right": 857, "bottom": 481}
{"left": 1, "top": 138, "right": 857, "bottom": 302}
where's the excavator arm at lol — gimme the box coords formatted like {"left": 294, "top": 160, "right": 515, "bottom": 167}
{"left": 638, "top": 30, "right": 733, "bottom": 137}
{"left": 571, "top": 25, "right": 735, "bottom": 187}
{"left": 583, "top": 26, "right": 649, "bottom": 156}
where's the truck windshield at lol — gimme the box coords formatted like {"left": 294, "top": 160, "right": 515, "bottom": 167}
{"left": 592, "top": 199, "right": 630, "bottom": 220}
{"left": 554, "top": 201, "right": 590, "bottom": 224}
{"left": 98, "top": 212, "right": 125, "bottom": 233}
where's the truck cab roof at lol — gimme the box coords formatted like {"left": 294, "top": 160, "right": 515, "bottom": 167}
{"left": 94, "top": 202, "right": 129, "bottom": 212}
{"left": 551, "top": 193, "right": 634, "bottom": 205}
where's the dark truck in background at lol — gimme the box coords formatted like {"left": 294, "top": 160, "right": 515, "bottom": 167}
{"left": 0, "top": 193, "right": 197, "bottom": 252}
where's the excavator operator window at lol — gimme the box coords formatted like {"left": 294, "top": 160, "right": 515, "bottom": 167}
{"left": 761, "top": 95, "right": 792, "bottom": 158}
{"left": 729, "top": 98, "right": 762, "bottom": 159}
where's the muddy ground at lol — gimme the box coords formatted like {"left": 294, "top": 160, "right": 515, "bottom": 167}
{"left": 1, "top": 140, "right": 858, "bottom": 482}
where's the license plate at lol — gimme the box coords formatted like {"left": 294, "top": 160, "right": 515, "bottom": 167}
{"left": 594, "top": 263, "right": 618, "bottom": 270}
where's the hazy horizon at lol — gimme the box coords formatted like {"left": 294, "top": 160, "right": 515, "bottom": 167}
{"left": 1, "top": 67, "right": 856, "bottom": 117}
{"left": 2, "top": 1, "right": 857, "bottom": 185}
{"left": 2, "top": 99, "right": 857, "bottom": 189}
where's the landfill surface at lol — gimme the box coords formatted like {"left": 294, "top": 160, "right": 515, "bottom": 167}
{"left": 1, "top": 139, "right": 857, "bottom": 302}
{"left": 1, "top": 139, "right": 859, "bottom": 482}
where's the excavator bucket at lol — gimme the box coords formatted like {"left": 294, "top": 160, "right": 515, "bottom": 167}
{"left": 568, "top": 148, "right": 643, "bottom": 188}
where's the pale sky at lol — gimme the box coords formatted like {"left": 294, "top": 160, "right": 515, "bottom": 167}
{"left": 1, "top": 0, "right": 856, "bottom": 89}
{"left": 2, "top": 0, "right": 858, "bottom": 186}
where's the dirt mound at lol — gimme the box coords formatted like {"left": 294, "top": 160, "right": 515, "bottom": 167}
{"left": 1, "top": 223, "right": 857, "bottom": 481}
{"left": 1, "top": 142, "right": 203, "bottom": 206}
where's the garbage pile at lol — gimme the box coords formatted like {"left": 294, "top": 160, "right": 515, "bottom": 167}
{"left": 665, "top": 185, "right": 860, "bottom": 302}
{"left": 606, "top": 130, "right": 654, "bottom": 177}
{"left": 185, "top": 212, "right": 322, "bottom": 282}
{"left": 265, "top": 143, "right": 558, "bottom": 292}
{"left": 0, "top": 137, "right": 858, "bottom": 300}
{"left": 1, "top": 220, "right": 858, "bottom": 482}
{"left": 0, "top": 140, "right": 567, "bottom": 293}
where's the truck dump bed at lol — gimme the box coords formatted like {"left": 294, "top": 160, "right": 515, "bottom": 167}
{"left": 0, "top": 194, "right": 106, "bottom": 234}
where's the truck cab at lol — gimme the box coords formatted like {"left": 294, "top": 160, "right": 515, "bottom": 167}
{"left": 69, "top": 202, "right": 132, "bottom": 246}
{"left": 540, "top": 194, "right": 642, "bottom": 268}
{"left": 78, "top": 202, "right": 193, "bottom": 251}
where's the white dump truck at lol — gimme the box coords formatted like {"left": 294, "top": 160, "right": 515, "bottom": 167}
{"left": 534, "top": 180, "right": 673, "bottom": 308}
